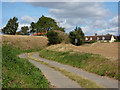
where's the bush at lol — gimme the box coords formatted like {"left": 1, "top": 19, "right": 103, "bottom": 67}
{"left": 47, "top": 30, "right": 62, "bottom": 45}
{"left": 69, "top": 27, "right": 85, "bottom": 46}
{"left": 55, "top": 30, "right": 70, "bottom": 44}
{"left": 84, "top": 41, "right": 97, "bottom": 44}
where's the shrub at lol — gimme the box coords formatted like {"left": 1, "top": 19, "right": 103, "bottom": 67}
{"left": 69, "top": 27, "right": 85, "bottom": 46}
{"left": 55, "top": 30, "right": 70, "bottom": 44}
{"left": 84, "top": 41, "right": 97, "bottom": 44}
{"left": 47, "top": 30, "right": 62, "bottom": 45}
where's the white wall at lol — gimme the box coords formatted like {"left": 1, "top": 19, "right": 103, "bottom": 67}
{"left": 110, "top": 35, "right": 116, "bottom": 43}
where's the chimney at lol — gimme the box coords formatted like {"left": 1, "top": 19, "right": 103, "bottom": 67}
{"left": 95, "top": 33, "right": 97, "bottom": 36}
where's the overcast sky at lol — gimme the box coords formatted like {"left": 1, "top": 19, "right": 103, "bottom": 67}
{"left": 1, "top": 1, "right": 119, "bottom": 36}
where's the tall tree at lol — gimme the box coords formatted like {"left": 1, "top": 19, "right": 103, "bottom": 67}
{"left": 30, "top": 22, "right": 35, "bottom": 33}
{"left": 21, "top": 26, "right": 29, "bottom": 35}
{"left": 36, "top": 15, "right": 58, "bottom": 31}
{"left": 30, "top": 16, "right": 65, "bottom": 34}
{"left": 69, "top": 26, "right": 85, "bottom": 46}
{"left": 2, "top": 17, "right": 19, "bottom": 35}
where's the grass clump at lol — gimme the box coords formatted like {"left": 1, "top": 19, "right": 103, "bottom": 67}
{"left": 2, "top": 44, "right": 49, "bottom": 88}
{"left": 39, "top": 49, "right": 119, "bottom": 80}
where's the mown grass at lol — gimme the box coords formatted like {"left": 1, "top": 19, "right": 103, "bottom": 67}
{"left": 27, "top": 52, "right": 103, "bottom": 88}
{"left": 39, "top": 49, "right": 119, "bottom": 80}
{"left": 2, "top": 44, "right": 49, "bottom": 88}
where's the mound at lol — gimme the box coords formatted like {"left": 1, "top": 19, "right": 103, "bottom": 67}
{"left": 46, "top": 42, "right": 118, "bottom": 60}
{"left": 54, "top": 30, "right": 70, "bottom": 44}
{"left": 2, "top": 35, "right": 48, "bottom": 50}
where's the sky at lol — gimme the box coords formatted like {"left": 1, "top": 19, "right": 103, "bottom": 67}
{"left": 1, "top": 1, "right": 119, "bottom": 36}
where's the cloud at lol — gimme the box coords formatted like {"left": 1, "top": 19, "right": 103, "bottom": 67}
{"left": 17, "top": 23, "right": 30, "bottom": 31}
{"left": 109, "top": 16, "right": 118, "bottom": 27}
{"left": 29, "top": 2, "right": 111, "bottom": 20}
{"left": 20, "top": 16, "right": 38, "bottom": 24}
{"left": 28, "top": 2, "right": 114, "bottom": 34}
{"left": 17, "top": 16, "right": 38, "bottom": 32}
{"left": 81, "top": 16, "right": 118, "bottom": 36}
{"left": 97, "top": 27, "right": 118, "bottom": 35}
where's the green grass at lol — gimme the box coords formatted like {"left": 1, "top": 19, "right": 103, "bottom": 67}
{"left": 2, "top": 44, "right": 49, "bottom": 88}
{"left": 39, "top": 49, "right": 119, "bottom": 80}
{"left": 27, "top": 52, "right": 103, "bottom": 88}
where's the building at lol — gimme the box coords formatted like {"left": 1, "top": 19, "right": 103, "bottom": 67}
{"left": 85, "top": 33, "right": 116, "bottom": 43}
{"left": 32, "top": 30, "right": 47, "bottom": 36}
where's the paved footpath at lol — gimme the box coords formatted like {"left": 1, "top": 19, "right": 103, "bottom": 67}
{"left": 19, "top": 53, "right": 81, "bottom": 88}
{"left": 31, "top": 52, "right": 118, "bottom": 88}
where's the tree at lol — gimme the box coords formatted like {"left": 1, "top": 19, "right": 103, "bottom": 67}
{"left": 47, "top": 30, "right": 62, "bottom": 45}
{"left": 2, "top": 17, "right": 19, "bottom": 35}
{"left": 30, "top": 15, "right": 65, "bottom": 34}
{"left": 69, "top": 26, "right": 85, "bottom": 46}
{"left": 56, "top": 27, "right": 65, "bottom": 32}
{"left": 21, "top": 26, "right": 29, "bottom": 35}
{"left": 30, "top": 22, "right": 35, "bottom": 33}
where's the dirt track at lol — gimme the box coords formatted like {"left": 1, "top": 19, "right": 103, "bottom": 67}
{"left": 47, "top": 42, "right": 119, "bottom": 60}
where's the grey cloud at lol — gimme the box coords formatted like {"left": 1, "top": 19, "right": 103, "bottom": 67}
{"left": 26, "top": 2, "right": 116, "bottom": 35}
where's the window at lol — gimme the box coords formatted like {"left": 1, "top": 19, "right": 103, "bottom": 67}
{"left": 86, "top": 37, "right": 88, "bottom": 40}
{"left": 90, "top": 37, "right": 92, "bottom": 40}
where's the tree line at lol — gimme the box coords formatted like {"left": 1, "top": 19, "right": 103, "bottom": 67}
{"left": 1, "top": 15, "right": 65, "bottom": 35}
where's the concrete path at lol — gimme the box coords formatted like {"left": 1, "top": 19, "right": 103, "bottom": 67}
{"left": 19, "top": 53, "right": 81, "bottom": 88}
{"left": 30, "top": 52, "right": 118, "bottom": 88}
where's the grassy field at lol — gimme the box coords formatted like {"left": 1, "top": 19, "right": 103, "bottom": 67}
{"left": 46, "top": 43, "right": 118, "bottom": 60}
{"left": 2, "top": 35, "right": 48, "bottom": 50}
{"left": 39, "top": 49, "right": 119, "bottom": 80}
{"left": 2, "top": 44, "right": 49, "bottom": 88}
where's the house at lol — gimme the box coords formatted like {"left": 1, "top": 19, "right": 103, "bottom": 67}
{"left": 85, "top": 33, "right": 116, "bottom": 42}
{"left": 32, "top": 30, "right": 47, "bottom": 36}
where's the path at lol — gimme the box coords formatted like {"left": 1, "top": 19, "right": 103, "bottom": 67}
{"left": 19, "top": 53, "right": 81, "bottom": 88}
{"left": 31, "top": 52, "right": 118, "bottom": 88}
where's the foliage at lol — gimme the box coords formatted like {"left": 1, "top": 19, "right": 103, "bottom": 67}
{"left": 56, "top": 27, "right": 65, "bottom": 32}
{"left": 115, "top": 39, "right": 120, "bottom": 42}
{"left": 30, "top": 22, "right": 36, "bottom": 33}
{"left": 55, "top": 30, "right": 70, "bottom": 44}
{"left": 2, "top": 17, "right": 19, "bottom": 35}
{"left": 69, "top": 26, "right": 85, "bottom": 46}
{"left": 115, "top": 35, "right": 120, "bottom": 42}
{"left": 47, "top": 30, "right": 62, "bottom": 45}
{"left": 39, "top": 49, "right": 119, "bottom": 80}
{"left": 84, "top": 41, "right": 97, "bottom": 44}
{"left": 30, "top": 15, "right": 65, "bottom": 34}
{"left": 21, "top": 26, "right": 29, "bottom": 35}
{"left": 2, "top": 44, "right": 49, "bottom": 88}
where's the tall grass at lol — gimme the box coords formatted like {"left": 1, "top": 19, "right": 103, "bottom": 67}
{"left": 39, "top": 49, "right": 119, "bottom": 80}
{"left": 2, "top": 44, "right": 49, "bottom": 88}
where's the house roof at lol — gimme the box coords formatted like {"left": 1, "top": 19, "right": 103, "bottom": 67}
{"left": 97, "top": 35, "right": 112, "bottom": 40}
{"left": 32, "top": 31, "right": 47, "bottom": 36}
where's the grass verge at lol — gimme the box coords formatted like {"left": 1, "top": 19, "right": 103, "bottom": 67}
{"left": 39, "top": 49, "right": 119, "bottom": 80}
{"left": 2, "top": 44, "right": 49, "bottom": 88}
{"left": 27, "top": 52, "right": 103, "bottom": 88}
